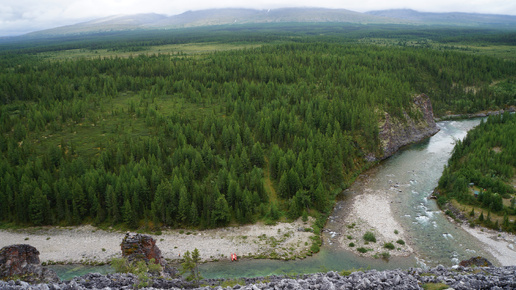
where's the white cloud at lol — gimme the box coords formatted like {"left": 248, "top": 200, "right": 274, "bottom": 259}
{"left": 1, "top": 0, "right": 515, "bottom": 36}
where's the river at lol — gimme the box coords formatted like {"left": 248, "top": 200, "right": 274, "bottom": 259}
{"left": 53, "top": 118, "right": 494, "bottom": 280}
{"left": 199, "top": 118, "right": 495, "bottom": 278}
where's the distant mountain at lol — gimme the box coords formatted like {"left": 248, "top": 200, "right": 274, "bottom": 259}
{"left": 147, "top": 8, "right": 405, "bottom": 28}
{"left": 25, "top": 7, "right": 516, "bottom": 37}
{"left": 30, "top": 13, "right": 168, "bottom": 36}
{"left": 366, "top": 9, "right": 516, "bottom": 27}
{"left": 27, "top": 8, "right": 407, "bottom": 36}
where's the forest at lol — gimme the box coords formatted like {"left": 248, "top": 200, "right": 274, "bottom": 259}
{"left": 0, "top": 26, "right": 515, "bottom": 232}
{"left": 437, "top": 112, "right": 516, "bottom": 233}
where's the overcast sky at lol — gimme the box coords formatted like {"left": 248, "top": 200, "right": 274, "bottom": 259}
{"left": 1, "top": 0, "right": 516, "bottom": 36}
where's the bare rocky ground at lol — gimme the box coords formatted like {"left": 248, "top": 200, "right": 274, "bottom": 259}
{"left": 461, "top": 223, "right": 516, "bottom": 266}
{"left": 0, "top": 218, "right": 314, "bottom": 264}
{"left": 1, "top": 265, "right": 516, "bottom": 289}
{"left": 326, "top": 180, "right": 414, "bottom": 259}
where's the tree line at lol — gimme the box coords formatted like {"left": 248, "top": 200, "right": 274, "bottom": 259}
{"left": 0, "top": 40, "right": 515, "bottom": 229}
{"left": 437, "top": 112, "right": 516, "bottom": 233}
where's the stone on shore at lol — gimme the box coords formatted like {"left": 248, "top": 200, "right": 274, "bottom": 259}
{"left": 0, "top": 244, "right": 59, "bottom": 284}
{"left": 121, "top": 233, "right": 165, "bottom": 265}
{"left": 120, "top": 233, "right": 176, "bottom": 276}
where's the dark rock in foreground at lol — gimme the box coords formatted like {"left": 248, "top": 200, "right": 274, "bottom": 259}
{"left": 0, "top": 244, "right": 59, "bottom": 284}
{"left": 1, "top": 265, "right": 516, "bottom": 289}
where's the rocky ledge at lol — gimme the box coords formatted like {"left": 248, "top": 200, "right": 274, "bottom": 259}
{"left": 378, "top": 93, "right": 439, "bottom": 160}
{"left": 1, "top": 265, "right": 515, "bottom": 289}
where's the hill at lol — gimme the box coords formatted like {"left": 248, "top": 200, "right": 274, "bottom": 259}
{"left": 366, "top": 9, "right": 516, "bottom": 27}
{"left": 22, "top": 8, "right": 516, "bottom": 38}
{"left": 26, "top": 8, "right": 407, "bottom": 36}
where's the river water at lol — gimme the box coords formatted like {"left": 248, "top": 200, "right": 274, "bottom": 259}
{"left": 53, "top": 119, "right": 494, "bottom": 280}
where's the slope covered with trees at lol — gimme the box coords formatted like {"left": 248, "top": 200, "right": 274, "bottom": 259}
{"left": 0, "top": 35, "right": 515, "bottom": 230}
{"left": 437, "top": 112, "right": 516, "bottom": 233}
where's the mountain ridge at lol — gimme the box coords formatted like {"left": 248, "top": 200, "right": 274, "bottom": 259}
{"left": 23, "top": 7, "right": 516, "bottom": 37}
{"left": 366, "top": 9, "right": 516, "bottom": 26}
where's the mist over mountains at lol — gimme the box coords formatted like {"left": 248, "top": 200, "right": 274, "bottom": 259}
{"left": 24, "top": 7, "right": 516, "bottom": 37}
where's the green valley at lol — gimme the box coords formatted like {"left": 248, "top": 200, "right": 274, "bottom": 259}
{"left": 0, "top": 24, "right": 515, "bottom": 241}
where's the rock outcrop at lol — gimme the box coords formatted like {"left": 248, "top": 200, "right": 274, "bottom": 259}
{"left": 379, "top": 93, "right": 439, "bottom": 159}
{"left": 0, "top": 244, "right": 59, "bottom": 284}
{"left": 121, "top": 233, "right": 165, "bottom": 265}
{"left": 120, "top": 233, "right": 176, "bottom": 276}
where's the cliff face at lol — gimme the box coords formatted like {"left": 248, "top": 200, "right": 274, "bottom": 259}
{"left": 379, "top": 94, "right": 439, "bottom": 159}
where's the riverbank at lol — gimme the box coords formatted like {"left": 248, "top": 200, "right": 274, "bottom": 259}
{"left": 0, "top": 218, "right": 314, "bottom": 264}
{"left": 339, "top": 190, "right": 414, "bottom": 258}
{"left": 434, "top": 106, "right": 516, "bottom": 122}
{"left": 326, "top": 169, "right": 414, "bottom": 259}
{"left": 461, "top": 224, "right": 516, "bottom": 266}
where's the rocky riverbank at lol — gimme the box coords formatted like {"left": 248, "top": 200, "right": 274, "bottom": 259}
{"left": 0, "top": 218, "right": 314, "bottom": 265}
{"left": 1, "top": 265, "right": 515, "bottom": 289}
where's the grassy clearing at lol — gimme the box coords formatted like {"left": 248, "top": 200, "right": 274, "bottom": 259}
{"left": 38, "top": 42, "right": 264, "bottom": 60}
{"left": 359, "top": 37, "right": 516, "bottom": 61}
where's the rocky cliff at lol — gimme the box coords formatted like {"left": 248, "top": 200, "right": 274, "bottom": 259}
{"left": 379, "top": 94, "right": 439, "bottom": 159}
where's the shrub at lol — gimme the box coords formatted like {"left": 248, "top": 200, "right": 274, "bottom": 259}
{"left": 384, "top": 242, "right": 395, "bottom": 250}
{"left": 302, "top": 210, "right": 308, "bottom": 223}
{"left": 348, "top": 242, "right": 355, "bottom": 247}
{"left": 357, "top": 247, "right": 368, "bottom": 253}
{"left": 380, "top": 252, "right": 391, "bottom": 260}
{"left": 396, "top": 239, "right": 405, "bottom": 245}
{"left": 363, "top": 231, "right": 376, "bottom": 243}
{"left": 110, "top": 257, "right": 136, "bottom": 273}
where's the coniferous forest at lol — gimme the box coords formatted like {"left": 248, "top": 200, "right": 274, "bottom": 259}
{"left": 0, "top": 25, "right": 515, "bottom": 231}
{"left": 437, "top": 112, "right": 516, "bottom": 233}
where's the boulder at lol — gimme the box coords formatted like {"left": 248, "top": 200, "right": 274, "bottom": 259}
{"left": 121, "top": 233, "right": 164, "bottom": 265}
{"left": 120, "top": 233, "right": 176, "bottom": 276}
{"left": 0, "top": 244, "right": 59, "bottom": 283}
{"left": 459, "top": 256, "right": 493, "bottom": 268}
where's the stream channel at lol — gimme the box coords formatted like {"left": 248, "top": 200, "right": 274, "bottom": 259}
{"left": 53, "top": 118, "right": 496, "bottom": 280}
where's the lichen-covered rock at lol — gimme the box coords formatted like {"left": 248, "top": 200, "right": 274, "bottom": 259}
{"left": 120, "top": 233, "right": 176, "bottom": 277}
{"left": 378, "top": 93, "right": 439, "bottom": 159}
{"left": 0, "top": 244, "right": 59, "bottom": 284}
{"left": 121, "top": 233, "right": 164, "bottom": 265}
{"left": 459, "top": 256, "right": 493, "bottom": 268}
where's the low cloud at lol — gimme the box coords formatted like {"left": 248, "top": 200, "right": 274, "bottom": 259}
{"left": 1, "top": 0, "right": 515, "bottom": 36}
